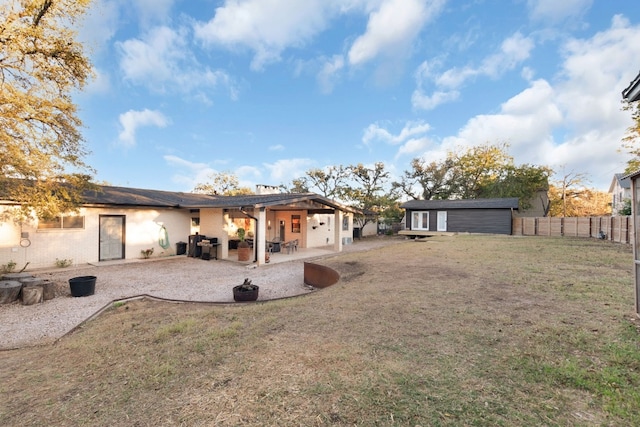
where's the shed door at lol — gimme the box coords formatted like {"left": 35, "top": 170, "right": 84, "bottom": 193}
{"left": 100, "top": 215, "right": 125, "bottom": 261}
{"left": 437, "top": 211, "right": 447, "bottom": 232}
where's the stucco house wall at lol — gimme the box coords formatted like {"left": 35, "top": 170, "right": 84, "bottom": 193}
{"left": 0, "top": 205, "right": 192, "bottom": 270}
{"left": 1, "top": 184, "right": 356, "bottom": 270}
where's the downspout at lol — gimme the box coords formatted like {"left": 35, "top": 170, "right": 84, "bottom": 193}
{"left": 240, "top": 208, "right": 258, "bottom": 263}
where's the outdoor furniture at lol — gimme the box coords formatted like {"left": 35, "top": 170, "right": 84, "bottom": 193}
{"left": 270, "top": 239, "right": 282, "bottom": 253}
{"left": 283, "top": 239, "right": 298, "bottom": 254}
{"left": 197, "top": 241, "right": 220, "bottom": 260}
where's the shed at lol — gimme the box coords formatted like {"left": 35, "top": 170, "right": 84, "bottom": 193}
{"left": 399, "top": 198, "right": 519, "bottom": 236}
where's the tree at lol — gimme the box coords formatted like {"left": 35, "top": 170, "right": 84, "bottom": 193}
{"left": 395, "top": 143, "right": 551, "bottom": 212}
{"left": 548, "top": 171, "right": 590, "bottom": 217}
{"left": 392, "top": 157, "right": 457, "bottom": 200}
{"left": 192, "top": 172, "right": 252, "bottom": 196}
{"left": 296, "top": 165, "right": 350, "bottom": 199}
{"left": 547, "top": 184, "right": 611, "bottom": 217}
{"left": 480, "top": 164, "right": 552, "bottom": 211}
{"left": 1, "top": 0, "right": 95, "bottom": 220}
{"left": 343, "top": 162, "right": 394, "bottom": 232}
{"left": 621, "top": 100, "right": 640, "bottom": 173}
{"left": 450, "top": 142, "right": 513, "bottom": 199}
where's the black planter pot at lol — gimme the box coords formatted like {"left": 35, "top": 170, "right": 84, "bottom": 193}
{"left": 69, "top": 276, "right": 96, "bottom": 297}
{"left": 233, "top": 285, "right": 259, "bottom": 302}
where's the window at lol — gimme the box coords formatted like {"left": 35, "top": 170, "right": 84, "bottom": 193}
{"left": 291, "top": 215, "right": 301, "bottom": 233}
{"left": 411, "top": 211, "right": 429, "bottom": 230}
{"left": 342, "top": 215, "right": 349, "bottom": 231}
{"left": 38, "top": 215, "right": 85, "bottom": 230}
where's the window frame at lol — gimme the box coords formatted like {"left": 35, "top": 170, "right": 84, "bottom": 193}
{"left": 411, "top": 211, "right": 430, "bottom": 231}
{"left": 291, "top": 215, "right": 301, "bottom": 233}
{"left": 37, "top": 215, "right": 85, "bottom": 230}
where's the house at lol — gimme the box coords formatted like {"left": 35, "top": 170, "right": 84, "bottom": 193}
{"left": 609, "top": 173, "right": 631, "bottom": 215}
{"left": 622, "top": 69, "right": 640, "bottom": 317}
{"left": 0, "top": 184, "right": 357, "bottom": 270}
{"left": 399, "top": 198, "right": 519, "bottom": 236}
{"left": 622, "top": 69, "right": 640, "bottom": 102}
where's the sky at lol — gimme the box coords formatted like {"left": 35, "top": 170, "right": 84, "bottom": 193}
{"left": 74, "top": 0, "right": 640, "bottom": 194}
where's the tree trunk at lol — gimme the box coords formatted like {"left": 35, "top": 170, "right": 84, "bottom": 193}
{"left": 0, "top": 280, "right": 22, "bottom": 304}
{"left": 21, "top": 286, "right": 43, "bottom": 305}
{"left": 42, "top": 280, "right": 55, "bottom": 300}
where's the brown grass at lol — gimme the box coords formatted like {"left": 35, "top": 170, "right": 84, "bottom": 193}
{"left": 1, "top": 234, "right": 639, "bottom": 426}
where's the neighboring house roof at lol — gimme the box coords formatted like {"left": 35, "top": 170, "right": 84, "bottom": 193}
{"left": 400, "top": 198, "right": 519, "bottom": 210}
{"left": 623, "top": 70, "right": 640, "bottom": 102}
{"left": 608, "top": 173, "right": 631, "bottom": 193}
{"left": 81, "top": 185, "right": 357, "bottom": 213}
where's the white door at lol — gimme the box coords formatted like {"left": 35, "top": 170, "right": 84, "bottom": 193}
{"left": 437, "top": 211, "right": 447, "bottom": 232}
{"left": 100, "top": 215, "right": 125, "bottom": 261}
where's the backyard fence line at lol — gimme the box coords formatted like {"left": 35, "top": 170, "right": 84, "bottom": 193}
{"left": 512, "top": 216, "right": 632, "bottom": 244}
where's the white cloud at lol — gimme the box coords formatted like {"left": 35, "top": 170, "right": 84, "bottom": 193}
{"left": 527, "top": 0, "right": 593, "bottom": 24}
{"left": 132, "top": 0, "right": 176, "bottom": 26}
{"left": 362, "top": 121, "right": 431, "bottom": 147}
{"left": 117, "top": 26, "right": 237, "bottom": 99}
{"left": 396, "top": 137, "right": 432, "bottom": 158}
{"left": 194, "top": 0, "right": 332, "bottom": 71}
{"left": 263, "top": 158, "right": 315, "bottom": 183}
{"left": 411, "top": 89, "right": 459, "bottom": 110}
{"left": 317, "top": 55, "right": 345, "bottom": 94}
{"left": 269, "top": 144, "right": 285, "bottom": 151}
{"left": 426, "top": 16, "right": 640, "bottom": 189}
{"left": 164, "top": 155, "right": 214, "bottom": 190}
{"left": 412, "top": 32, "right": 535, "bottom": 110}
{"left": 118, "top": 109, "right": 170, "bottom": 147}
{"left": 348, "top": 0, "right": 446, "bottom": 66}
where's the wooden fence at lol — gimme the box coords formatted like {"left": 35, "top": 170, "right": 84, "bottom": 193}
{"left": 512, "top": 216, "right": 633, "bottom": 244}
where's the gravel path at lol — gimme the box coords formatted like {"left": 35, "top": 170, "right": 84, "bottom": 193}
{"left": 0, "top": 236, "right": 402, "bottom": 350}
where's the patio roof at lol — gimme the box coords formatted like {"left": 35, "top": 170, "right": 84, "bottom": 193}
{"left": 81, "top": 185, "right": 358, "bottom": 213}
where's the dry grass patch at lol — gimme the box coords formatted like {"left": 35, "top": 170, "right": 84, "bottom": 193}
{"left": 1, "top": 234, "right": 639, "bottom": 426}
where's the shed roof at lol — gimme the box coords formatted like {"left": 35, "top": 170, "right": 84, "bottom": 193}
{"left": 400, "top": 198, "right": 519, "bottom": 210}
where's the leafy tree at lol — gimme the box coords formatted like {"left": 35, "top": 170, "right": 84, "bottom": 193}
{"left": 343, "top": 162, "right": 394, "bottom": 233}
{"left": 392, "top": 157, "right": 457, "bottom": 200}
{"left": 621, "top": 100, "right": 640, "bottom": 173}
{"left": 193, "top": 172, "right": 252, "bottom": 196}
{"left": 395, "top": 143, "right": 550, "bottom": 212}
{"left": 548, "top": 184, "right": 611, "bottom": 217}
{"left": 450, "top": 142, "right": 513, "bottom": 199}
{"left": 548, "top": 171, "right": 590, "bottom": 217}
{"left": 1, "top": 0, "right": 95, "bottom": 220}
{"left": 295, "top": 165, "right": 350, "bottom": 199}
{"left": 620, "top": 198, "right": 632, "bottom": 216}
{"left": 285, "top": 178, "right": 309, "bottom": 193}
{"left": 480, "top": 164, "right": 552, "bottom": 211}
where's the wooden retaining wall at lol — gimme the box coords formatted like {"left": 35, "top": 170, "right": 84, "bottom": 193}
{"left": 512, "top": 216, "right": 632, "bottom": 244}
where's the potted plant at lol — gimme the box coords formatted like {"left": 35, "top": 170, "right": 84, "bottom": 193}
{"left": 233, "top": 278, "right": 259, "bottom": 301}
{"left": 236, "top": 228, "right": 251, "bottom": 262}
{"left": 141, "top": 248, "right": 154, "bottom": 259}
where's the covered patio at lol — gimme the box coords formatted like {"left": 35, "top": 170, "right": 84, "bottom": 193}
{"left": 194, "top": 191, "right": 358, "bottom": 266}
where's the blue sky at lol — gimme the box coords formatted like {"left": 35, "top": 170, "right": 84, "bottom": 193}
{"left": 75, "top": 0, "right": 640, "bottom": 194}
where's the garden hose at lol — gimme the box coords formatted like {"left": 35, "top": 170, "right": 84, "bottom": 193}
{"left": 159, "top": 225, "right": 170, "bottom": 249}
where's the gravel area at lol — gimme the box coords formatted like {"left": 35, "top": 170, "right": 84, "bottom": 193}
{"left": 0, "top": 236, "right": 402, "bottom": 350}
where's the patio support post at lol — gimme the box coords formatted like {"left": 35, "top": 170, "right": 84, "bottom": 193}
{"left": 257, "top": 208, "right": 266, "bottom": 266}
{"left": 333, "top": 209, "right": 343, "bottom": 252}
{"left": 631, "top": 174, "right": 640, "bottom": 317}
{"left": 221, "top": 210, "right": 230, "bottom": 260}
